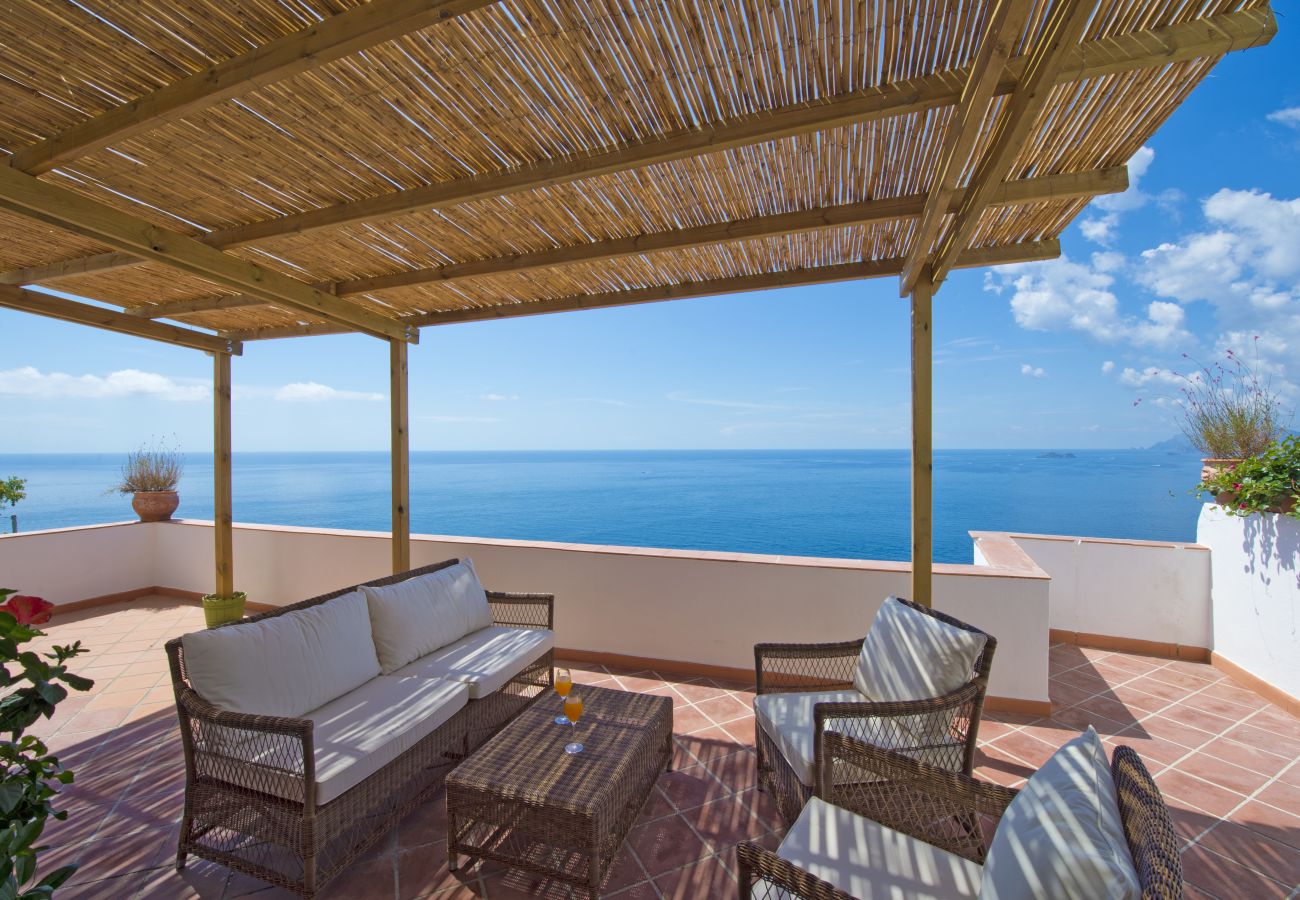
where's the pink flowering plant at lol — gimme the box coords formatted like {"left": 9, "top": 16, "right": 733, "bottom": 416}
{"left": 1171, "top": 341, "right": 1287, "bottom": 459}
{"left": 1196, "top": 436, "right": 1300, "bottom": 518}
{"left": 0, "top": 587, "right": 93, "bottom": 897}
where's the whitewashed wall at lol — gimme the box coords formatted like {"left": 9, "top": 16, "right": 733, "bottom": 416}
{"left": 1004, "top": 534, "right": 1212, "bottom": 650}
{"left": 6, "top": 520, "right": 1052, "bottom": 704}
{"left": 0, "top": 522, "right": 153, "bottom": 603}
{"left": 1198, "top": 504, "right": 1300, "bottom": 701}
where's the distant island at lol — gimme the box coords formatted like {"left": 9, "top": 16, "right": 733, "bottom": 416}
{"left": 1037, "top": 451, "right": 1076, "bottom": 459}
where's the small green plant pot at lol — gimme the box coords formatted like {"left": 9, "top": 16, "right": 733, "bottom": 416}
{"left": 202, "top": 591, "right": 247, "bottom": 628}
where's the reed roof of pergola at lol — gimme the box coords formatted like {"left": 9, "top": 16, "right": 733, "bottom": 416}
{"left": 0, "top": 0, "right": 1276, "bottom": 352}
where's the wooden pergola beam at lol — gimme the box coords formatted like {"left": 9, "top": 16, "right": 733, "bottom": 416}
{"left": 900, "top": 0, "right": 1034, "bottom": 296}
{"left": 213, "top": 352, "right": 234, "bottom": 599}
{"left": 928, "top": 0, "right": 1098, "bottom": 286}
{"left": 910, "top": 271, "right": 935, "bottom": 606}
{"left": 0, "top": 165, "right": 418, "bottom": 343}
{"left": 390, "top": 340, "right": 411, "bottom": 573}
{"left": 137, "top": 169, "right": 1120, "bottom": 321}
{"left": 6, "top": 0, "right": 496, "bottom": 176}
{"left": 0, "top": 283, "right": 240, "bottom": 354}
{"left": 0, "top": 8, "right": 1271, "bottom": 288}
{"left": 218, "top": 239, "right": 1057, "bottom": 340}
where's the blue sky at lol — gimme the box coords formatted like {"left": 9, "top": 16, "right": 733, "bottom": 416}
{"left": 2, "top": 26, "right": 1297, "bottom": 453}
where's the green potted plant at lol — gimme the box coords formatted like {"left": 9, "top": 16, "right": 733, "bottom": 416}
{"left": 1168, "top": 342, "right": 1288, "bottom": 487}
{"left": 110, "top": 444, "right": 183, "bottom": 522}
{"left": 0, "top": 588, "right": 94, "bottom": 898}
{"left": 1197, "top": 435, "right": 1300, "bottom": 518}
{"left": 0, "top": 477, "right": 25, "bottom": 534}
{"left": 202, "top": 590, "right": 247, "bottom": 628}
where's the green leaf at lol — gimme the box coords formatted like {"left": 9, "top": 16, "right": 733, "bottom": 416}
{"left": 0, "top": 783, "right": 24, "bottom": 816}
{"left": 33, "top": 864, "right": 74, "bottom": 891}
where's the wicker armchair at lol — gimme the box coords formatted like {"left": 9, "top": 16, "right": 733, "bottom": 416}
{"left": 166, "top": 560, "right": 554, "bottom": 897}
{"left": 753, "top": 597, "right": 996, "bottom": 824}
{"left": 737, "top": 732, "right": 1183, "bottom": 899}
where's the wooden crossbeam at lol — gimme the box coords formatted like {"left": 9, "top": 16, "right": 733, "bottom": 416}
{"left": 6, "top": 0, "right": 496, "bottom": 176}
{"left": 929, "top": 0, "right": 1097, "bottom": 286}
{"left": 0, "top": 283, "right": 240, "bottom": 354}
{"left": 137, "top": 169, "right": 1121, "bottom": 320}
{"left": 220, "top": 239, "right": 1058, "bottom": 340}
{"left": 0, "top": 8, "right": 1272, "bottom": 289}
{"left": 900, "top": 0, "right": 1034, "bottom": 296}
{"left": 0, "top": 164, "right": 417, "bottom": 343}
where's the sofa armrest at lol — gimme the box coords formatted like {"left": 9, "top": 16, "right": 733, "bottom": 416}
{"left": 486, "top": 590, "right": 554, "bottom": 630}
{"left": 174, "top": 685, "right": 317, "bottom": 806}
{"left": 754, "top": 639, "right": 863, "bottom": 694}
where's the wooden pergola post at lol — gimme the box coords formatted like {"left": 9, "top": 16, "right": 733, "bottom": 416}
{"left": 909, "top": 272, "right": 934, "bottom": 607}
{"left": 390, "top": 339, "right": 411, "bottom": 573}
{"left": 213, "top": 352, "right": 234, "bottom": 597}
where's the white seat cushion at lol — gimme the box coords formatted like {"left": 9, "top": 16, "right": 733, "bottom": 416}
{"left": 770, "top": 796, "right": 983, "bottom": 899}
{"left": 979, "top": 727, "right": 1138, "bottom": 900}
{"left": 755, "top": 690, "right": 962, "bottom": 787}
{"left": 309, "top": 675, "right": 469, "bottom": 805}
{"left": 181, "top": 591, "right": 381, "bottom": 719}
{"left": 854, "top": 597, "right": 987, "bottom": 703}
{"left": 393, "top": 625, "right": 554, "bottom": 699}
{"left": 362, "top": 559, "right": 494, "bottom": 674}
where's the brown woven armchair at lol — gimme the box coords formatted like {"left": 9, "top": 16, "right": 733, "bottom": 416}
{"left": 738, "top": 732, "right": 1183, "bottom": 899}
{"left": 166, "top": 560, "right": 554, "bottom": 897}
{"left": 753, "top": 597, "right": 996, "bottom": 824}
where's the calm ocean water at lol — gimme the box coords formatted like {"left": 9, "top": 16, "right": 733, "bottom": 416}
{"left": 0, "top": 450, "right": 1205, "bottom": 564}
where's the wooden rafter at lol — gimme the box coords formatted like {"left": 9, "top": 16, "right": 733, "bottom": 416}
{"left": 0, "top": 164, "right": 418, "bottom": 343}
{"left": 0, "top": 8, "right": 1272, "bottom": 290}
{"left": 928, "top": 0, "right": 1098, "bottom": 286}
{"left": 133, "top": 168, "right": 1122, "bottom": 321}
{"left": 221, "top": 240, "right": 1059, "bottom": 339}
{"left": 6, "top": 0, "right": 496, "bottom": 176}
{"left": 0, "top": 283, "right": 240, "bottom": 354}
{"left": 900, "top": 0, "right": 1034, "bottom": 296}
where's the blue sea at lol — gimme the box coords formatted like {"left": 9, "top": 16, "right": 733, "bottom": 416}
{"left": 0, "top": 450, "right": 1205, "bottom": 563}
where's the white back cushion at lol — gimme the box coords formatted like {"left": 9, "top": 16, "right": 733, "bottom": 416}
{"left": 181, "top": 590, "right": 381, "bottom": 719}
{"left": 362, "top": 559, "right": 492, "bottom": 674}
{"left": 853, "top": 596, "right": 986, "bottom": 702}
{"left": 979, "top": 727, "right": 1139, "bottom": 900}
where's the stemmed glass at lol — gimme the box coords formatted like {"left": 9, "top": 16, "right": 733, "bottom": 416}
{"left": 563, "top": 690, "right": 584, "bottom": 755}
{"left": 554, "top": 668, "right": 573, "bottom": 725}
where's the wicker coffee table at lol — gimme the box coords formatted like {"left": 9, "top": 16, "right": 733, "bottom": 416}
{"left": 446, "top": 684, "right": 673, "bottom": 897}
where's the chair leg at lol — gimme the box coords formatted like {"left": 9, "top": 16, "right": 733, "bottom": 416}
{"left": 175, "top": 811, "right": 192, "bottom": 870}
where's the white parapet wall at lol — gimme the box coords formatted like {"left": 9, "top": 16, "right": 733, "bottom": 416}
{"left": 974, "top": 531, "right": 1212, "bottom": 654}
{"left": 1198, "top": 504, "right": 1300, "bottom": 704}
{"left": 2, "top": 519, "right": 1052, "bottom": 706}
{"left": 0, "top": 522, "right": 154, "bottom": 604}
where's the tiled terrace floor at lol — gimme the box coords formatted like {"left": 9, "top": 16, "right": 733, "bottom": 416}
{"left": 31, "top": 598, "right": 1300, "bottom": 899}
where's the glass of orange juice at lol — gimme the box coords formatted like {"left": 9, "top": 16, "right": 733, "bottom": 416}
{"left": 554, "top": 668, "right": 573, "bottom": 724}
{"left": 563, "top": 691, "right": 584, "bottom": 755}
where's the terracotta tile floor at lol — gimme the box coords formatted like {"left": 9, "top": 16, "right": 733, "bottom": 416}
{"left": 30, "top": 599, "right": 1300, "bottom": 899}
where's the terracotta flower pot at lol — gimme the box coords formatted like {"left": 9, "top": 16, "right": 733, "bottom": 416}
{"left": 132, "top": 490, "right": 179, "bottom": 522}
{"left": 1200, "top": 458, "right": 1243, "bottom": 483}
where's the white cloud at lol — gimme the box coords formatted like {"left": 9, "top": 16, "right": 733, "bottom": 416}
{"left": 0, "top": 366, "right": 207, "bottom": 401}
{"left": 1079, "top": 147, "right": 1155, "bottom": 245}
{"left": 1101, "top": 360, "right": 1115, "bottom": 374}
{"left": 666, "top": 391, "right": 790, "bottom": 412}
{"left": 422, "top": 415, "right": 501, "bottom": 424}
{"left": 986, "top": 253, "right": 1190, "bottom": 349}
{"left": 1116, "top": 366, "right": 1187, "bottom": 389}
{"left": 1267, "top": 107, "right": 1300, "bottom": 129}
{"left": 274, "top": 382, "right": 383, "bottom": 402}
{"left": 1020, "top": 363, "right": 1046, "bottom": 378}
{"left": 480, "top": 393, "right": 519, "bottom": 402}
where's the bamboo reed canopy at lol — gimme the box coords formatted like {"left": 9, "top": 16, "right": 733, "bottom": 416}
{"left": 0, "top": 0, "right": 1276, "bottom": 345}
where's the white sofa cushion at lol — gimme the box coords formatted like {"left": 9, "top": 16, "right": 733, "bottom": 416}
{"left": 181, "top": 591, "right": 381, "bottom": 719}
{"left": 362, "top": 559, "right": 493, "bottom": 674}
{"left": 979, "top": 727, "right": 1138, "bottom": 900}
{"left": 770, "top": 796, "right": 983, "bottom": 899}
{"left": 393, "top": 625, "right": 554, "bottom": 699}
{"left": 754, "top": 690, "right": 960, "bottom": 787}
{"left": 308, "top": 675, "right": 470, "bottom": 805}
{"left": 854, "top": 596, "right": 986, "bottom": 702}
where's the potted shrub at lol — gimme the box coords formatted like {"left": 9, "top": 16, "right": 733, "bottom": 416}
{"left": 1197, "top": 436, "right": 1300, "bottom": 518}
{"left": 1, "top": 476, "right": 24, "bottom": 534}
{"left": 1170, "top": 343, "right": 1288, "bottom": 490}
{"left": 111, "top": 445, "right": 183, "bottom": 522}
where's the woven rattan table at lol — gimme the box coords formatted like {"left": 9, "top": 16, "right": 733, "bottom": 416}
{"left": 446, "top": 684, "right": 673, "bottom": 897}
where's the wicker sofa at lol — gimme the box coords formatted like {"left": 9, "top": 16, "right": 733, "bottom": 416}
{"left": 738, "top": 730, "right": 1183, "bottom": 899}
{"left": 165, "top": 559, "right": 554, "bottom": 897}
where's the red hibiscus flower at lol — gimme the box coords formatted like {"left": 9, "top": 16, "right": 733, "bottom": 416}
{"left": 1, "top": 594, "right": 53, "bottom": 626}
